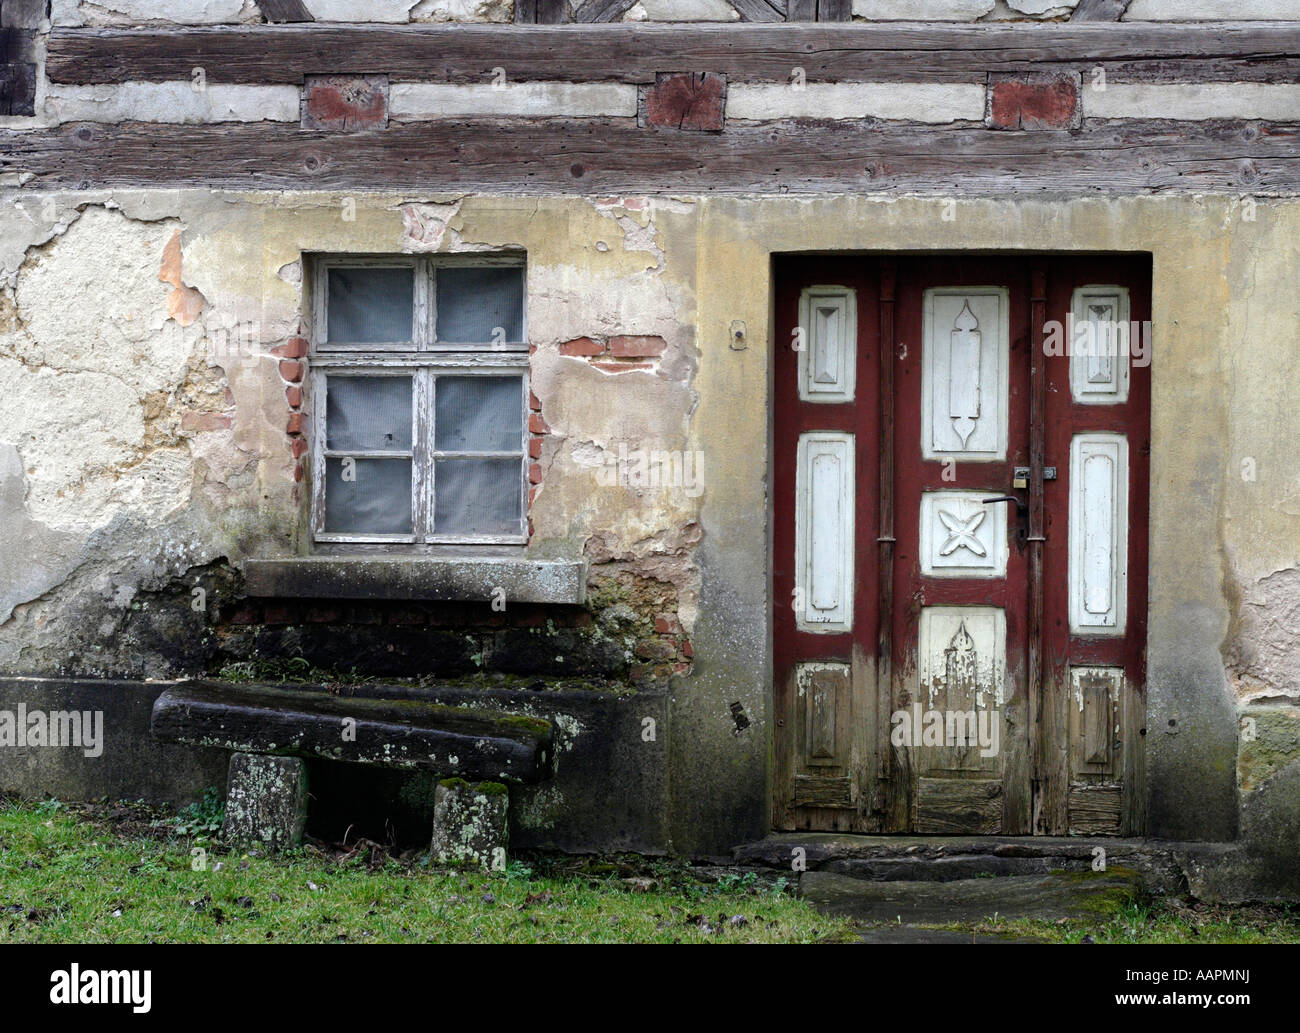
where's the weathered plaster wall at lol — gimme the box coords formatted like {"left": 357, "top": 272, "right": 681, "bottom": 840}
{"left": 1, "top": 188, "right": 1299, "bottom": 862}
{"left": 0, "top": 191, "right": 704, "bottom": 686}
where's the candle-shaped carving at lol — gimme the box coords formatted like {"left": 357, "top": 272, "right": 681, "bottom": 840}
{"left": 948, "top": 300, "right": 982, "bottom": 448}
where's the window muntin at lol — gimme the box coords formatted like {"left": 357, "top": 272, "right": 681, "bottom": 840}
{"left": 310, "top": 255, "right": 528, "bottom": 545}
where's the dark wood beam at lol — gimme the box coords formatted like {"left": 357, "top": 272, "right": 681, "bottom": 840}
{"left": 258, "top": 0, "right": 314, "bottom": 22}
{"left": 729, "top": 0, "right": 785, "bottom": 22}
{"left": 2, "top": 118, "right": 1295, "bottom": 194}
{"left": 517, "top": 0, "right": 569, "bottom": 24}
{"left": 44, "top": 23, "right": 1300, "bottom": 86}
{"left": 573, "top": 0, "right": 638, "bottom": 23}
{"left": 1072, "top": 0, "right": 1131, "bottom": 21}
{"left": 0, "top": 24, "right": 37, "bottom": 115}
{"left": 1, "top": 1, "right": 49, "bottom": 29}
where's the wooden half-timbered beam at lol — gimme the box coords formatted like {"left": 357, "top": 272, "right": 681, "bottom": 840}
{"left": 2, "top": 117, "right": 1295, "bottom": 193}
{"left": 258, "top": 0, "right": 315, "bottom": 22}
{"left": 1072, "top": 0, "right": 1131, "bottom": 20}
{"left": 517, "top": 0, "right": 569, "bottom": 24}
{"left": 43, "top": 23, "right": 1300, "bottom": 86}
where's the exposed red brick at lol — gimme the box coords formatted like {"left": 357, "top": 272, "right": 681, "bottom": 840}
{"left": 559, "top": 336, "right": 605, "bottom": 357}
{"left": 528, "top": 412, "right": 549, "bottom": 435}
{"left": 302, "top": 74, "right": 389, "bottom": 131}
{"left": 672, "top": 662, "right": 691, "bottom": 674}
{"left": 529, "top": 436, "right": 543, "bottom": 459}
{"left": 529, "top": 390, "right": 543, "bottom": 411}
{"left": 181, "top": 411, "right": 233, "bottom": 433}
{"left": 528, "top": 487, "right": 539, "bottom": 506}
{"left": 294, "top": 462, "right": 304, "bottom": 482}
{"left": 529, "top": 462, "right": 544, "bottom": 485}
{"left": 273, "top": 336, "right": 308, "bottom": 359}
{"left": 286, "top": 412, "right": 306, "bottom": 434}
{"left": 646, "top": 72, "right": 726, "bottom": 132}
{"left": 609, "top": 334, "right": 666, "bottom": 358}
{"left": 305, "top": 604, "right": 343, "bottom": 623}
{"left": 225, "top": 604, "right": 260, "bottom": 625}
{"left": 279, "top": 359, "right": 304, "bottom": 383}
{"left": 386, "top": 606, "right": 426, "bottom": 626}
{"left": 635, "top": 639, "right": 678, "bottom": 661}
{"left": 681, "top": 640, "right": 694, "bottom": 659}
{"left": 591, "top": 361, "right": 653, "bottom": 374}
{"left": 291, "top": 437, "right": 308, "bottom": 458}
{"left": 988, "top": 73, "right": 1079, "bottom": 131}
{"left": 263, "top": 602, "right": 298, "bottom": 625}
{"left": 655, "top": 615, "right": 682, "bottom": 635}
{"left": 286, "top": 385, "right": 303, "bottom": 408}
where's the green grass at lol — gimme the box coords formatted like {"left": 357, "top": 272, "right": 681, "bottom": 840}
{"left": 918, "top": 897, "right": 1300, "bottom": 944}
{"left": 0, "top": 797, "right": 843, "bottom": 944}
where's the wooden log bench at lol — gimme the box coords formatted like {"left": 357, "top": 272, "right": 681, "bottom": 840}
{"left": 151, "top": 679, "right": 554, "bottom": 864}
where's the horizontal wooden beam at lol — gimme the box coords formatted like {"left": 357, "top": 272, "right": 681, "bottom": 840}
{"left": 2, "top": 118, "right": 1295, "bottom": 194}
{"left": 44, "top": 23, "right": 1300, "bottom": 86}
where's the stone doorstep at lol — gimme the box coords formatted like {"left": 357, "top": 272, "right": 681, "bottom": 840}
{"left": 800, "top": 870, "right": 1147, "bottom": 932}
{"left": 151, "top": 679, "right": 555, "bottom": 784}
{"left": 734, "top": 833, "right": 1242, "bottom": 898}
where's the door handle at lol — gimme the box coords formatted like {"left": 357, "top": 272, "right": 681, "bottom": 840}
{"left": 982, "top": 495, "right": 1027, "bottom": 516}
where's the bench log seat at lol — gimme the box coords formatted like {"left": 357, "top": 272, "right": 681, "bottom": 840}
{"left": 152, "top": 679, "right": 553, "bottom": 782}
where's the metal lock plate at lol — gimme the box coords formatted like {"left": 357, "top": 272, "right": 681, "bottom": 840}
{"left": 1012, "top": 465, "right": 1057, "bottom": 489}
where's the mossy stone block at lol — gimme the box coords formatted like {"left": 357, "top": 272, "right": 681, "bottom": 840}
{"left": 223, "top": 753, "right": 308, "bottom": 850}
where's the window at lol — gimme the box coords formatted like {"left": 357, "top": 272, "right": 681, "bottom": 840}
{"left": 309, "top": 255, "right": 529, "bottom": 545}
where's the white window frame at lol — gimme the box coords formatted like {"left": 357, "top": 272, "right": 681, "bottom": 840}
{"left": 308, "top": 253, "right": 530, "bottom": 547}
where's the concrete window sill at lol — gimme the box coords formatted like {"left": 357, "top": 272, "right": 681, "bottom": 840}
{"left": 243, "top": 557, "right": 587, "bottom": 605}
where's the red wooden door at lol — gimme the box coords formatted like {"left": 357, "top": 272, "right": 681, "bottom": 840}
{"left": 773, "top": 255, "right": 1150, "bottom": 835}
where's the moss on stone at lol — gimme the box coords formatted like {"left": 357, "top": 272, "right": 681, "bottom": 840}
{"left": 474, "top": 781, "right": 508, "bottom": 796}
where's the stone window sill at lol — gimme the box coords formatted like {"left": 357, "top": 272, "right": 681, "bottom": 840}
{"left": 243, "top": 557, "right": 587, "bottom": 605}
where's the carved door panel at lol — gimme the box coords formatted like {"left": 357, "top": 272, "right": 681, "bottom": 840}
{"left": 773, "top": 256, "right": 1149, "bottom": 835}
{"left": 888, "top": 261, "right": 1032, "bottom": 834}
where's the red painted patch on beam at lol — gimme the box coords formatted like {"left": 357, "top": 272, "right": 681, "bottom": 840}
{"left": 303, "top": 75, "right": 389, "bottom": 131}
{"left": 646, "top": 72, "right": 726, "bottom": 132}
{"left": 989, "top": 73, "right": 1079, "bottom": 131}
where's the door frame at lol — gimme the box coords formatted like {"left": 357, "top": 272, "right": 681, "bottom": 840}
{"left": 768, "top": 250, "right": 1152, "bottom": 836}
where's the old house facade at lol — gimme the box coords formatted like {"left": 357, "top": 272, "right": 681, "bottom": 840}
{"left": 1, "top": 0, "right": 1298, "bottom": 897}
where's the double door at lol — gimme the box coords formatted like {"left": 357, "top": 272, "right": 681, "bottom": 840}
{"left": 773, "top": 255, "right": 1150, "bottom": 835}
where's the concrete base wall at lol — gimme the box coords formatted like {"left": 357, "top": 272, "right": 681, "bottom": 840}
{"left": 0, "top": 676, "right": 228, "bottom": 807}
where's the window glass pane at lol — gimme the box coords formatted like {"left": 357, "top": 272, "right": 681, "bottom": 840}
{"left": 436, "top": 266, "right": 524, "bottom": 344}
{"left": 326, "top": 267, "right": 414, "bottom": 344}
{"left": 434, "top": 376, "right": 522, "bottom": 453}
{"left": 324, "top": 458, "right": 412, "bottom": 534}
{"left": 326, "top": 376, "right": 412, "bottom": 452}
{"left": 434, "top": 458, "right": 522, "bottom": 536}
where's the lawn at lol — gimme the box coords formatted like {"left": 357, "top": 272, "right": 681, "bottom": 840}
{"left": 0, "top": 796, "right": 845, "bottom": 944}
{"left": 926, "top": 898, "right": 1300, "bottom": 945}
